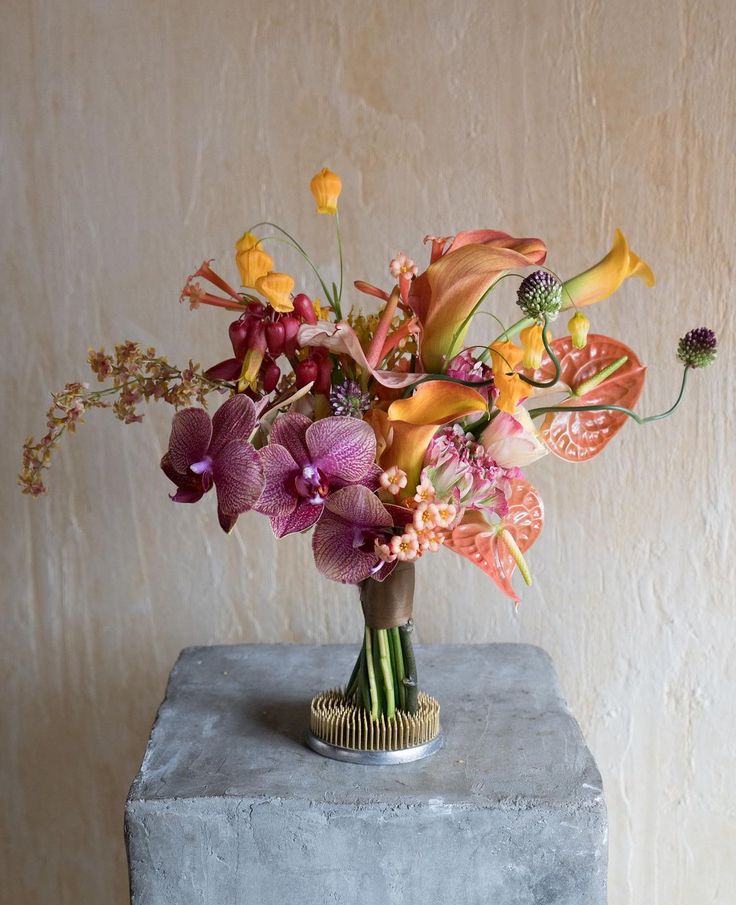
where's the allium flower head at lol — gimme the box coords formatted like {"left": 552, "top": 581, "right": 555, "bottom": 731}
{"left": 517, "top": 270, "right": 562, "bottom": 320}
{"left": 677, "top": 327, "right": 718, "bottom": 369}
{"left": 329, "top": 379, "right": 372, "bottom": 417}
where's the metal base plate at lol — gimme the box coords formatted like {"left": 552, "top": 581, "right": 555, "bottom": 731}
{"left": 305, "top": 728, "right": 444, "bottom": 765}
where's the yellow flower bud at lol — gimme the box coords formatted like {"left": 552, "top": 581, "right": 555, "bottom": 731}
{"left": 255, "top": 272, "right": 295, "bottom": 313}
{"left": 568, "top": 311, "right": 590, "bottom": 349}
{"left": 235, "top": 233, "right": 273, "bottom": 288}
{"left": 519, "top": 323, "right": 546, "bottom": 369}
{"left": 309, "top": 168, "right": 342, "bottom": 215}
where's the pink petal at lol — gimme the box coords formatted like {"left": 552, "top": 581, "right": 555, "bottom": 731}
{"left": 298, "top": 322, "right": 424, "bottom": 389}
{"left": 212, "top": 440, "right": 264, "bottom": 515}
{"left": 168, "top": 408, "right": 212, "bottom": 474}
{"left": 270, "top": 500, "right": 323, "bottom": 538}
{"left": 312, "top": 510, "right": 381, "bottom": 583}
{"left": 255, "top": 445, "right": 299, "bottom": 516}
{"left": 305, "top": 416, "right": 376, "bottom": 483}
{"left": 324, "top": 485, "right": 393, "bottom": 528}
{"left": 269, "top": 412, "right": 312, "bottom": 467}
{"left": 210, "top": 395, "right": 257, "bottom": 457}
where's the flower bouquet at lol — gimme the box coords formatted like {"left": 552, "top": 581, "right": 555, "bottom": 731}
{"left": 21, "top": 168, "right": 717, "bottom": 761}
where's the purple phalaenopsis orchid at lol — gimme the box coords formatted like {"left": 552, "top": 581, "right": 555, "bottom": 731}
{"left": 161, "top": 395, "right": 264, "bottom": 533}
{"left": 312, "top": 485, "right": 399, "bottom": 583}
{"left": 255, "top": 413, "right": 381, "bottom": 538}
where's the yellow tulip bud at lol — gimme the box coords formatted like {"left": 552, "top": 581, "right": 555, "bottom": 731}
{"left": 309, "top": 168, "right": 342, "bottom": 215}
{"left": 519, "top": 323, "right": 546, "bottom": 369}
{"left": 236, "top": 232, "right": 273, "bottom": 289}
{"left": 255, "top": 272, "right": 295, "bottom": 313}
{"left": 568, "top": 311, "right": 590, "bottom": 349}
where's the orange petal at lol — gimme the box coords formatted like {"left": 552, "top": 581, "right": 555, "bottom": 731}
{"left": 383, "top": 381, "right": 487, "bottom": 489}
{"left": 534, "top": 334, "right": 646, "bottom": 461}
{"left": 410, "top": 236, "right": 547, "bottom": 372}
{"left": 445, "top": 480, "right": 544, "bottom": 602}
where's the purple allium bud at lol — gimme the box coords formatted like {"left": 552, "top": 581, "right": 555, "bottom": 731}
{"left": 517, "top": 270, "right": 562, "bottom": 320}
{"left": 329, "top": 380, "right": 372, "bottom": 418}
{"left": 677, "top": 327, "right": 718, "bottom": 368}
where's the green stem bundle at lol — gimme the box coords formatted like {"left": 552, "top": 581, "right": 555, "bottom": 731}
{"left": 346, "top": 622, "right": 418, "bottom": 719}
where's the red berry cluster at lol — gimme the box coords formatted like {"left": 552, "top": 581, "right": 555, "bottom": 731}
{"left": 211, "top": 293, "right": 333, "bottom": 396}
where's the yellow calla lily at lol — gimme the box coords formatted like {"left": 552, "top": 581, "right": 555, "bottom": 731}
{"left": 409, "top": 235, "right": 547, "bottom": 373}
{"left": 489, "top": 340, "right": 531, "bottom": 414}
{"left": 382, "top": 381, "right": 487, "bottom": 492}
{"left": 561, "top": 229, "right": 655, "bottom": 309}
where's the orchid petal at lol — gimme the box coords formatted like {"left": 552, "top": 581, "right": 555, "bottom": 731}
{"left": 561, "top": 229, "right": 655, "bottom": 309}
{"left": 255, "top": 445, "right": 299, "bottom": 516}
{"left": 269, "top": 412, "right": 312, "bottom": 467}
{"left": 212, "top": 440, "right": 264, "bottom": 515}
{"left": 270, "top": 499, "right": 323, "bottom": 538}
{"left": 312, "top": 510, "right": 381, "bottom": 584}
{"left": 217, "top": 508, "right": 238, "bottom": 534}
{"left": 297, "top": 322, "right": 423, "bottom": 389}
{"left": 409, "top": 237, "right": 547, "bottom": 372}
{"left": 324, "top": 485, "right": 393, "bottom": 528}
{"left": 305, "top": 416, "right": 376, "bottom": 483}
{"left": 167, "top": 408, "right": 212, "bottom": 474}
{"left": 210, "top": 395, "right": 257, "bottom": 457}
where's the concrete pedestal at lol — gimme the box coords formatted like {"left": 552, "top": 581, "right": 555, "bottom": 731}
{"left": 125, "top": 644, "right": 606, "bottom": 904}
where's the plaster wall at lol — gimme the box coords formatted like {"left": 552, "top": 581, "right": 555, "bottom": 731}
{"left": 2, "top": 2, "right": 734, "bottom": 903}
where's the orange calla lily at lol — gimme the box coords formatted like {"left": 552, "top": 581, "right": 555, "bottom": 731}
{"left": 489, "top": 340, "right": 532, "bottom": 413}
{"left": 445, "top": 479, "right": 544, "bottom": 603}
{"left": 562, "top": 229, "right": 655, "bottom": 309}
{"left": 409, "top": 234, "right": 547, "bottom": 372}
{"left": 533, "top": 334, "right": 646, "bottom": 461}
{"left": 382, "top": 381, "right": 487, "bottom": 490}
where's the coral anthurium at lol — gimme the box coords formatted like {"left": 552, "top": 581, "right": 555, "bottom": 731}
{"left": 562, "top": 229, "right": 655, "bottom": 309}
{"left": 531, "top": 334, "right": 646, "bottom": 461}
{"left": 445, "top": 480, "right": 544, "bottom": 603}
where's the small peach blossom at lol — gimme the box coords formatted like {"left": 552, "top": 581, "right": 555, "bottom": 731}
{"left": 389, "top": 528, "right": 420, "bottom": 561}
{"left": 417, "top": 528, "right": 445, "bottom": 553}
{"left": 379, "top": 465, "right": 408, "bottom": 495}
{"left": 389, "top": 253, "right": 418, "bottom": 281}
{"left": 413, "top": 502, "right": 436, "bottom": 532}
{"left": 429, "top": 502, "right": 458, "bottom": 529}
{"left": 374, "top": 540, "right": 397, "bottom": 563}
{"left": 413, "top": 479, "right": 436, "bottom": 504}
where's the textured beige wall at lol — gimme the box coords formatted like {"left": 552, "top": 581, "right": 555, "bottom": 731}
{"left": 2, "top": 1, "right": 734, "bottom": 902}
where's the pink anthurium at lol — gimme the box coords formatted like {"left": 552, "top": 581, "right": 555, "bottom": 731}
{"left": 445, "top": 479, "right": 544, "bottom": 603}
{"left": 409, "top": 234, "right": 547, "bottom": 372}
{"left": 533, "top": 334, "right": 646, "bottom": 461}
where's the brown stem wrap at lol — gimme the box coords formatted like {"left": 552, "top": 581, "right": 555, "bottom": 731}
{"left": 360, "top": 561, "right": 415, "bottom": 629}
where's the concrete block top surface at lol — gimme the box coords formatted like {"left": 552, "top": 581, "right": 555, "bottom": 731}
{"left": 128, "top": 644, "right": 602, "bottom": 815}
